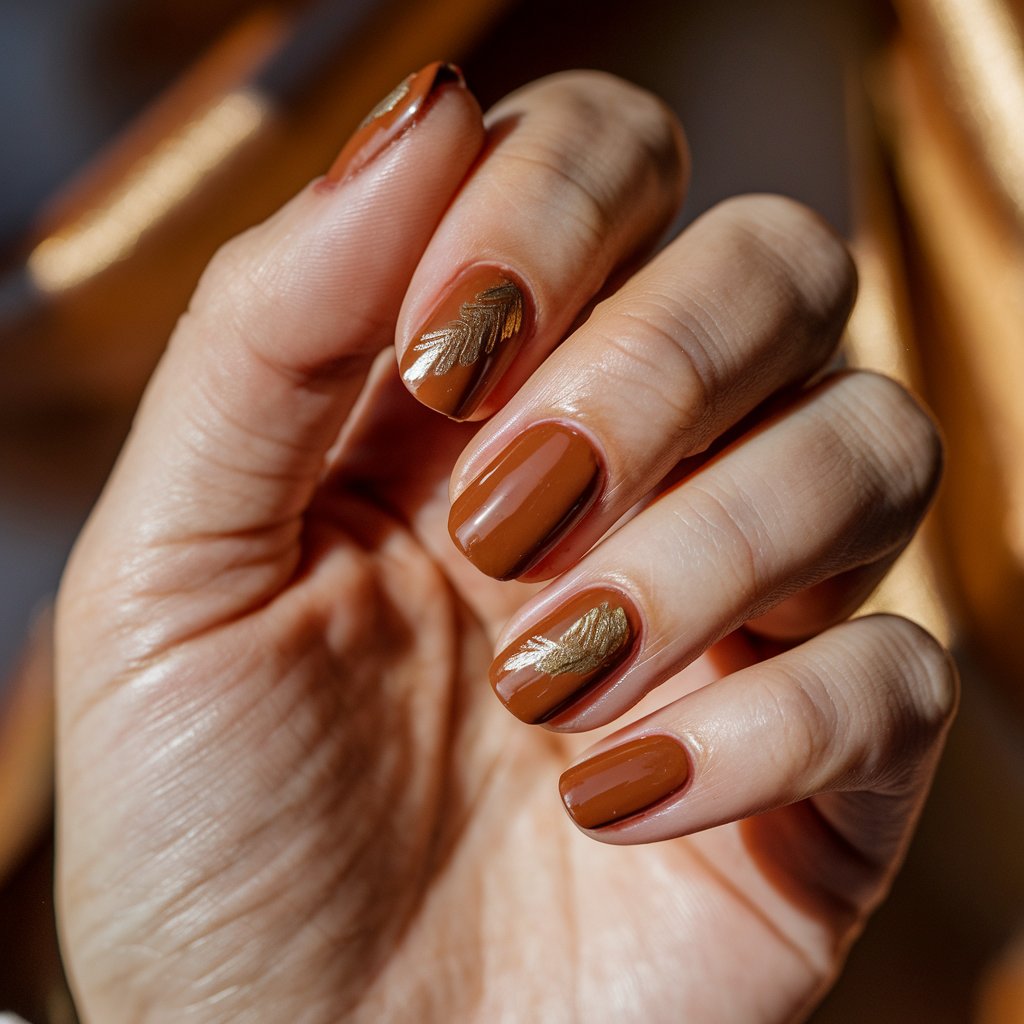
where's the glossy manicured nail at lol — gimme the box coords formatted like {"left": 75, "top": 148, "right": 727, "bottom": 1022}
{"left": 325, "top": 61, "right": 464, "bottom": 184}
{"left": 559, "top": 735, "right": 690, "bottom": 830}
{"left": 490, "top": 591, "right": 639, "bottom": 723}
{"left": 448, "top": 422, "right": 602, "bottom": 580}
{"left": 400, "top": 267, "right": 530, "bottom": 419}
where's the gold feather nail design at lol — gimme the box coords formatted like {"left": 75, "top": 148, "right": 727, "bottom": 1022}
{"left": 502, "top": 603, "right": 630, "bottom": 676}
{"left": 359, "top": 78, "right": 412, "bottom": 129}
{"left": 405, "top": 281, "right": 524, "bottom": 383}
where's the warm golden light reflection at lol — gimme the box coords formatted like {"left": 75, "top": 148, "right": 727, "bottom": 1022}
{"left": 845, "top": 157, "right": 952, "bottom": 645}
{"left": 845, "top": 240, "right": 916, "bottom": 384}
{"left": 28, "top": 89, "right": 268, "bottom": 294}
{"left": 902, "top": 0, "right": 1024, "bottom": 223}
{"left": 885, "top": 41, "right": 1024, "bottom": 572}
{"left": 847, "top": 306, "right": 953, "bottom": 643}
{"left": 857, "top": 536, "right": 954, "bottom": 646}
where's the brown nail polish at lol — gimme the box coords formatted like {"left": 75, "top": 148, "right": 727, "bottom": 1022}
{"left": 400, "top": 268, "right": 530, "bottom": 419}
{"left": 448, "top": 422, "right": 602, "bottom": 580}
{"left": 490, "top": 590, "right": 640, "bottom": 724}
{"left": 325, "top": 61, "right": 464, "bottom": 184}
{"left": 559, "top": 735, "right": 690, "bottom": 830}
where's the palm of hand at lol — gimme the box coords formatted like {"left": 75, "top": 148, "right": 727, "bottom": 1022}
{"left": 59, "top": 396, "right": 843, "bottom": 1024}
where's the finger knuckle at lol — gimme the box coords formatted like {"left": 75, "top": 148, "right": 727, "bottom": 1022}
{"left": 875, "top": 615, "right": 959, "bottom": 736}
{"left": 678, "top": 477, "right": 774, "bottom": 596}
{"left": 830, "top": 372, "right": 944, "bottom": 529}
{"left": 599, "top": 295, "right": 719, "bottom": 445}
{"left": 760, "top": 663, "right": 844, "bottom": 781}
{"left": 701, "top": 194, "right": 857, "bottom": 349}
{"left": 501, "top": 72, "right": 688, "bottom": 245}
{"left": 530, "top": 70, "right": 688, "bottom": 177}
{"left": 503, "top": 148, "right": 616, "bottom": 253}
{"left": 188, "top": 227, "right": 274, "bottom": 335}
{"left": 838, "top": 616, "right": 958, "bottom": 787}
{"left": 187, "top": 224, "right": 325, "bottom": 371}
{"left": 777, "top": 618, "right": 957, "bottom": 793}
{"left": 196, "top": 227, "right": 261, "bottom": 299}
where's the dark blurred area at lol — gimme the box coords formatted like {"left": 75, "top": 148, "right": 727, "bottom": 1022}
{"left": 2, "top": 0, "right": 261, "bottom": 247}
{"left": 1, "top": 1, "right": 1023, "bottom": 1021}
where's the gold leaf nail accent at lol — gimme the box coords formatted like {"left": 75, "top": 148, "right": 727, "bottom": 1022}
{"left": 359, "top": 77, "right": 412, "bottom": 129}
{"left": 405, "top": 281, "right": 524, "bottom": 383}
{"left": 502, "top": 603, "right": 630, "bottom": 676}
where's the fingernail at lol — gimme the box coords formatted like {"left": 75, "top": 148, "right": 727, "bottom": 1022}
{"left": 559, "top": 735, "right": 690, "bottom": 830}
{"left": 400, "top": 268, "right": 530, "bottom": 419}
{"left": 325, "top": 61, "right": 465, "bottom": 184}
{"left": 448, "top": 422, "right": 602, "bottom": 580}
{"left": 490, "top": 591, "right": 639, "bottom": 724}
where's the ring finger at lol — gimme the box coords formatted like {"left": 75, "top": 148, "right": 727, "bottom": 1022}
{"left": 556, "top": 614, "right": 956, "bottom": 850}
{"left": 486, "top": 368, "right": 941, "bottom": 729}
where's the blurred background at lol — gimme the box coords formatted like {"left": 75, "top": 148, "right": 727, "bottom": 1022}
{"left": 1, "top": 0, "right": 1023, "bottom": 1020}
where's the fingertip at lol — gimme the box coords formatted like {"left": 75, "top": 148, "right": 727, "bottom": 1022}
{"left": 558, "top": 732, "right": 692, "bottom": 832}
{"left": 322, "top": 61, "right": 475, "bottom": 187}
{"left": 393, "top": 70, "right": 692, "bottom": 424}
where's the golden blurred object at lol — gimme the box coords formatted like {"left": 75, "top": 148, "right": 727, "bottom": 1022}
{"left": 24, "top": 3, "right": 285, "bottom": 291}
{"left": 844, "top": 65, "right": 953, "bottom": 648}
{"left": 832, "top": 22, "right": 1024, "bottom": 1012}
{"left": 0, "top": 609, "right": 54, "bottom": 887}
{"left": 894, "top": 0, "right": 1024, "bottom": 231}
{"left": 977, "top": 938, "right": 1024, "bottom": 1023}
{"left": 28, "top": 89, "right": 269, "bottom": 294}
{"left": 0, "top": 0, "right": 513, "bottom": 413}
{"left": 868, "top": 32, "right": 1024, "bottom": 713}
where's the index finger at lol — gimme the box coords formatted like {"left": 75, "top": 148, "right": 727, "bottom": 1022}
{"left": 91, "top": 63, "right": 484, "bottom": 546}
{"left": 395, "top": 71, "right": 689, "bottom": 421}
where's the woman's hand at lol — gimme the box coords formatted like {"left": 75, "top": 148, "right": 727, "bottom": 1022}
{"left": 56, "top": 66, "right": 956, "bottom": 1022}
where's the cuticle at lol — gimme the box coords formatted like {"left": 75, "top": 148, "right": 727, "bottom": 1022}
{"left": 508, "top": 415, "right": 607, "bottom": 482}
{"left": 454, "top": 413, "right": 600, "bottom": 564}
{"left": 423, "top": 262, "right": 536, "bottom": 334}
{"left": 583, "top": 731, "right": 695, "bottom": 831}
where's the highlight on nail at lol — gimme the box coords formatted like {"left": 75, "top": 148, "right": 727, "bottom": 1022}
{"left": 448, "top": 421, "right": 602, "bottom": 580}
{"left": 401, "top": 267, "right": 529, "bottom": 419}
{"left": 490, "top": 590, "right": 639, "bottom": 724}
{"left": 558, "top": 734, "right": 691, "bottom": 830}
{"left": 503, "top": 603, "right": 627, "bottom": 675}
{"left": 324, "top": 61, "right": 464, "bottom": 185}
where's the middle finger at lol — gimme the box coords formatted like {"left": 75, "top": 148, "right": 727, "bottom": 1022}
{"left": 448, "top": 193, "right": 856, "bottom": 582}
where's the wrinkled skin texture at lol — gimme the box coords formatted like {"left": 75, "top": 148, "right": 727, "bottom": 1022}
{"left": 55, "top": 382, "right": 943, "bottom": 1023}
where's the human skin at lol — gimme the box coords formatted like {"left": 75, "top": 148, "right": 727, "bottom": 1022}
{"left": 55, "top": 68, "right": 957, "bottom": 1022}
